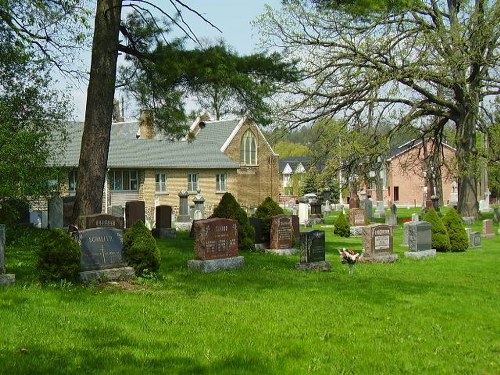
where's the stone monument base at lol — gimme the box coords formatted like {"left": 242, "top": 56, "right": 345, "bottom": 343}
{"left": 152, "top": 228, "right": 176, "bottom": 239}
{"left": 188, "top": 256, "right": 244, "bottom": 273}
{"left": 255, "top": 243, "right": 268, "bottom": 250}
{"left": 482, "top": 233, "right": 495, "bottom": 238}
{"left": 0, "top": 274, "right": 15, "bottom": 285}
{"left": 265, "top": 248, "right": 297, "bottom": 256}
{"left": 295, "top": 261, "right": 331, "bottom": 272}
{"left": 360, "top": 253, "right": 399, "bottom": 263}
{"left": 175, "top": 222, "right": 192, "bottom": 231}
{"left": 349, "top": 226, "right": 365, "bottom": 237}
{"left": 404, "top": 249, "right": 436, "bottom": 259}
{"left": 79, "top": 267, "right": 135, "bottom": 282}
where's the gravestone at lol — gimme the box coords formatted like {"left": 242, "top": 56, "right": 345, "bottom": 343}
{"left": 250, "top": 217, "right": 267, "bottom": 249}
{"left": 385, "top": 213, "right": 397, "bottom": 226}
{"left": 362, "top": 224, "right": 398, "bottom": 262}
{"left": 0, "top": 224, "right": 15, "bottom": 285}
{"left": 75, "top": 214, "right": 134, "bottom": 282}
{"left": 365, "top": 199, "right": 373, "bottom": 222}
{"left": 152, "top": 205, "right": 176, "bottom": 238}
{"left": 176, "top": 190, "right": 191, "bottom": 222}
{"left": 462, "top": 216, "right": 475, "bottom": 225}
{"left": 125, "top": 200, "right": 145, "bottom": 228}
{"left": 193, "top": 190, "right": 205, "bottom": 219}
{"left": 448, "top": 181, "right": 458, "bottom": 207}
{"left": 466, "top": 228, "right": 482, "bottom": 248}
{"left": 48, "top": 196, "right": 63, "bottom": 229}
{"left": 374, "top": 201, "right": 385, "bottom": 218}
{"left": 268, "top": 215, "right": 297, "bottom": 255}
{"left": 411, "top": 213, "right": 419, "bottom": 222}
{"left": 404, "top": 221, "right": 436, "bottom": 259}
{"left": 349, "top": 208, "right": 366, "bottom": 227}
{"left": 402, "top": 222, "right": 410, "bottom": 246}
{"left": 188, "top": 218, "right": 244, "bottom": 272}
{"left": 482, "top": 219, "right": 495, "bottom": 238}
{"left": 111, "top": 205, "right": 124, "bottom": 218}
{"left": 295, "top": 230, "right": 331, "bottom": 271}
{"left": 479, "top": 190, "right": 491, "bottom": 212}
{"left": 63, "top": 196, "right": 76, "bottom": 227}
{"left": 298, "top": 201, "right": 309, "bottom": 225}
{"left": 349, "top": 191, "right": 360, "bottom": 209}
{"left": 291, "top": 215, "right": 300, "bottom": 244}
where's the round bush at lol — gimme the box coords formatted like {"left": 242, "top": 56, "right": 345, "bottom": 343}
{"left": 253, "top": 197, "right": 284, "bottom": 241}
{"left": 123, "top": 220, "right": 161, "bottom": 275}
{"left": 443, "top": 208, "right": 468, "bottom": 252}
{"left": 423, "top": 208, "right": 451, "bottom": 252}
{"left": 211, "top": 192, "right": 255, "bottom": 251}
{"left": 36, "top": 228, "right": 81, "bottom": 282}
{"left": 334, "top": 211, "right": 350, "bottom": 237}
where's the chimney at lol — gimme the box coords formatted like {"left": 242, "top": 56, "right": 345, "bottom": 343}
{"left": 139, "top": 110, "right": 155, "bottom": 139}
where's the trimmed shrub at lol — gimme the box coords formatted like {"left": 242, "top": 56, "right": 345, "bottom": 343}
{"left": 253, "top": 197, "right": 284, "bottom": 241}
{"left": 211, "top": 192, "right": 255, "bottom": 251}
{"left": 123, "top": 220, "right": 160, "bottom": 275}
{"left": 36, "top": 228, "right": 81, "bottom": 282}
{"left": 334, "top": 211, "right": 350, "bottom": 237}
{"left": 443, "top": 208, "right": 469, "bottom": 252}
{"left": 423, "top": 208, "right": 451, "bottom": 252}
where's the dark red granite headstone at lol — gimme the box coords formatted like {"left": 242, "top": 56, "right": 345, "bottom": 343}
{"left": 194, "top": 218, "right": 239, "bottom": 260}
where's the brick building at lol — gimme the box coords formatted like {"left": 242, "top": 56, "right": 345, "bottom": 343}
{"left": 52, "top": 115, "right": 280, "bottom": 223}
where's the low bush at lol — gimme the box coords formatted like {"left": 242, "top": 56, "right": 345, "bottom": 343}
{"left": 443, "top": 208, "right": 469, "bottom": 252}
{"left": 423, "top": 208, "right": 451, "bottom": 252}
{"left": 123, "top": 220, "right": 161, "bottom": 275}
{"left": 211, "top": 192, "right": 255, "bottom": 251}
{"left": 252, "top": 197, "right": 284, "bottom": 241}
{"left": 36, "top": 228, "right": 81, "bottom": 282}
{"left": 334, "top": 211, "right": 350, "bottom": 237}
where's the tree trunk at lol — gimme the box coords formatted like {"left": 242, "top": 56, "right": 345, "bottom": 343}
{"left": 72, "top": 0, "right": 122, "bottom": 223}
{"left": 456, "top": 112, "right": 479, "bottom": 218}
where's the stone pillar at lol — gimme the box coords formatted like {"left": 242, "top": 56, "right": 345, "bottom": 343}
{"left": 177, "top": 190, "right": 191, "bottom": 222}
{"left": 193, "top": 190, "right": 205, "bottom": 220}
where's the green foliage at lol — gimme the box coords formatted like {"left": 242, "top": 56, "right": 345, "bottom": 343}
{"left": 302, "top": 165, "right": 319, "bottom": 194}
{"left": 423, "top": 208, "right": 451, "bottom": 252}
{"left": 253, "top": 197, "right": 285, "bottom": 240}
{"left": 211, "top": 192, "right": 255, "bottom": 251}
{"left": 334, "top": 211, "right": 350, "bottom": 237}
{"left": 442, "top": 208, "right": 469, "bottom": 252}
{"left": 123, "top": 220, "right": 161, "bottom": 276}
{"left": 36, "top": 228, "right": 81, "bottom": 282}
{"left": 273, "top": 141, "right": 311, "bottom": 158}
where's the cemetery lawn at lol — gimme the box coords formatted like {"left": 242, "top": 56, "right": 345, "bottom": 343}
{"left": 1, "top": 210, "right": 499, "bottom": 375}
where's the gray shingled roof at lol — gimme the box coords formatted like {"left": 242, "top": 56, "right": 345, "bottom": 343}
{"left": 52, "top": 120, "right": 240, "bottom": 169}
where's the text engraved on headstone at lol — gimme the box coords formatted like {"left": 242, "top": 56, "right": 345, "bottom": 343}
{"left": 194, "top": 219, "right": 238, "bottom": 260}
{"left": 79, "top": 228, "right": 125, "bottom": 271}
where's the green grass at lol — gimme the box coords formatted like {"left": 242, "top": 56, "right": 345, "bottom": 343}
{"left": 1, "top": 209, "right": 499, "bottom": 374}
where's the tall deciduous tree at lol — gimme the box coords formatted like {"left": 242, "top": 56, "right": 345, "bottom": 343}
{"left": 257, "top": 0, "right": 500, "bottom": 217}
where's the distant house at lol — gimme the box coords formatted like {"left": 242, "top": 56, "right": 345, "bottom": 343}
{"left": 48, "top": 114, "right": 280, "bottom": 224}
{"left": 364, "top": 139, "right": 457, "bottom": 207}
{"left": 278, "top": 156, "right": 313, "bottom": 196}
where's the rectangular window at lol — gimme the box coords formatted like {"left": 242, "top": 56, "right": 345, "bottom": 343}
{"left": 188, "top": 173, "right": 199, "bottom": 192}
{"left": 155, "top": 173, "right": 167, "bottom": 192}
{"left": 394, "top": 186, "right": 399, "bottom": 201}
{"left": 110, "top": 170, "right": 139, "bottom": 191}
{"left": 68, "top": 170, "right": 78, "bottom": 191}
{"left": 216, "top": 173, "right": 227, "bottom": 192}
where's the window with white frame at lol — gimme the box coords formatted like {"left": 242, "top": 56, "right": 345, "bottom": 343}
{"left": 68, "top": 170, "right": 78, "bottom": 191}
{"left": 240, "top": 130, "right": 257, "bottom": 165}
{"left": 110, "top": 170, "right": 138, "bottom": 191}
{"left": 188, "top": 173, "right": 199, "bottom": 192}
{"left": 155, "top": 173, "right": 167, "bottom": 192}
{"left": 216, "top": 173, "right": 227, "bottom": 192}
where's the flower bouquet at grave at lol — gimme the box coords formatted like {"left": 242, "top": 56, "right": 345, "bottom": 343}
{"left": 339, "top": 248, "right": 364, "bottom": 274}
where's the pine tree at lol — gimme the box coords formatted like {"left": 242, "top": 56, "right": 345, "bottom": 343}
{"left": 423, "top": 208, "right": 451, "bottom": 252}
{"left": 442, "top": 208, "right": 468, "bottom": 252}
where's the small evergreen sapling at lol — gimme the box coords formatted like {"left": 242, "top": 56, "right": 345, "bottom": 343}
{"left": 36, "top": 228, "right": 81, "bottom": 282}
{"left": 123, "top": 220, "right": 161, "bottom": 275}
{"left": 423, "top": 208, "right": 451, "bottom": 252}
{"left": 443, "top": 208, "right": 468, "bottom": 252}
{"left": 334, "top": 211, "right": 350, "bottom": 237}
{"left": 211, "top": 192, "right": 255, "bottom": 251}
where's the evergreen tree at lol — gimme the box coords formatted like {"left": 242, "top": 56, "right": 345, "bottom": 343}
{"left": 442, "top": 208, "right": 468, "bottom": 252}
{"left": 334, "top": 211, "right": 350, "bottom": 238}
{"left": 423, "top": 208, "right": 451, "bottom": 252}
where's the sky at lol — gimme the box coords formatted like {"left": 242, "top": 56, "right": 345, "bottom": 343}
{"left": 69, "top": 0, "right": 281, "bottom": 121}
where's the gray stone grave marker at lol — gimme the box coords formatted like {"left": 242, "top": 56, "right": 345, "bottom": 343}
{"left": 466, "top": 228, "right": 482, "bottom": 248}
{"left": 296, "top": 230, "right": 331, "bottom": 272}
{"left": 75, "top": 214, "right": 134, "bottom": 281}
{"left": 48, "top": 196, "right": 63, "bottom": 229}
{"left": 405, "top": 221, "right": 436, "bottom": 259}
